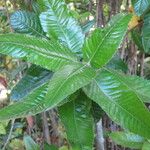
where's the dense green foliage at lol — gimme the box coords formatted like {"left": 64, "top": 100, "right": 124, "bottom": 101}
{"left": 0, "top": 0, "right": 150, "bottom": 149}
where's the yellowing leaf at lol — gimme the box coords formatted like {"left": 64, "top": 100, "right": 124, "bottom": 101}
{"left": 128, "top": 6, "right": 134, "bottom": 13}
{"left": 0, "top": 121, "right": 9, "bottom": 135}
{"left": 0, "top": 123, "right": 6, "bottom": 135}
{"left": 9, "top": 139, "right": 24, "bottom": 150}
{"left": 59, "top": 146, "right": 69, "bottom": 150}
{"left": 128, "top": 15, "right": 140, "bottom": 30}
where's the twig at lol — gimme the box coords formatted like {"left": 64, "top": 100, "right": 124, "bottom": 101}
{"left": 139, "top": 52, "right": 145, "bottom": 77}
{"left": 2, "top": 119, "right": 15, "bottom": 150}
{"left": 42, "top": 112, "right": 51, "bottom": 145}
{"left": 96, "top": 119, "right": 104, "bottom": 150}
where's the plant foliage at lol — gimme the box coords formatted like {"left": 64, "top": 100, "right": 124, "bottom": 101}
{"left": 1, "top": 0, "right": 150, "bottom": 149}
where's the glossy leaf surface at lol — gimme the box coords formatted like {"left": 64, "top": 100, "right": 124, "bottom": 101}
{"left": 40, "top": 0, "right": 84, "bottom": 53}
{"left": 10, "top": 10, "right": 44, "bottom": 37}
{"left": 0, "top": 34, "right": 78, "bottom": 71}
{"left": 110, "top": 72, "right": 150, "bottom": 103}
{"left": 11, "top": 65, "right": 53, "bottom": 101}
{"left": 59, "top": 91, "right": 94, "bottom": 150}
{"left": 83, "top": 68, "right": 150, "bottom": 138}
{"left": 134, "top": 0, "right": 150, "bottom": 16}
{"left": 142, "top": 13, "right": 150, "bottom": 53}
{"left": 82, "top": 20, "right": 95, "bottom": 34}
{"left": 43, "top": 64, "right": 96, "bottom": 111}
{"left": 0, "top": 82, "right": 49, "bottom": 120}
{"left": 83, "top": 13, "right": 131, "bottom": 68}
{"left": 0, "top": 64, "right": 96, "bottom": 120}
{"left": 94, "top": 69, "right": 150, "bottom": 103}
{"left": 37, "top": 0, "right": 46, "bottom": 12}
{"left": 110, "top": 132, "right": 145, "bottom": 149}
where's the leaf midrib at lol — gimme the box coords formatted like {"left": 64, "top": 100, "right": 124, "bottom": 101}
{"left": 46, "top": 65, "right": 88, "bottom": 106}
{"left": 135, "top": 0, "right": 150, "bottom": 15}
{"left": 72, "top": 100, "right": 84, "bottom": 150}
{"left": 15, "top": 12, "right": 45, "bottom": 38}
{"left": 88, "top": 14, "right": 126, "bottom": 64}
{"left": 118, "top": 76, "right": 150, "bottom": 102}
{"left": 0, "top": 41, "right": 78, "bottom": 64}
{"left": 45, "top": 4, "right": 73, "bottom": 51}
{"left": 28, "top": 65, "right": 87, "bottom": 114}
{"left": 0, "top": 83, "right": 49, "bottom": 120}
{"left": 0, "top": 65, "right": 89, "bottom": 120}
{"left": 93, "top": 79, "right": 150, "bottom": 132}
{"left": 104, "top": 68, "right": 149, "bottom": 105}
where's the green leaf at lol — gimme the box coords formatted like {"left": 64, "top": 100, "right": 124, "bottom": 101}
{"left": 0, "top": 121, "right": 9, "bottom": 135}
{"left": 0, "top": 34, "right": 79, "bottom": 71}
{"left": 142, "top": 141, "right": 150, "bottom": 150}
{"left": 0, "top": 124, "right": 6, "bottom": 135}
{"left": 23, "top": 135, "right": 40, "bottom": 150}
{"left": 32, "top": 1, "right": 42, "bottom": 14}
{"left": 10, "top": 10, "right": 45, "bottom": 37}
{"left": 37, "top": 0, "right": 47, "bottom": 12}
{"left": 0, "top": 64, "right": 96, "bottom": 120}
{"left": 0, "top": 82, "right": 49, "bottom": 120}
{"left": 39, "top": 0, "right": 84, "bottom": 53}
{"left": 142, "top": 13, "right": 150, "bottom": 53}
{"left": 102, "top": 69, "right": 150, "bottom": 103}
{"left": 59, "top": 91, "right": 94, "bottom": 150}
{"left": 11, "top": 65, "right": 53, "bottom": 101}
{"left": 106, "top": 54, "right": 128, "bottom": 72}
{"left": 134, "top": 0, "right": 150, "bottom": 16}
{"left": 42, "top": 64, "right": 96, "bottom": 111}
{"left": 83, "top": 68, "right": 150, "bottom": 138}
{"left": 83, "top": 13, "right": 131, "bottom": 68}
{"left": 82, "top": 19, "right": 95, "bottom": 34}
{"left": 59, "top": 146, "right": 69, "bottom": 150}
{"left": 107, "top": 72, "right": 150, "bottom": 103}
{"left": 131, "top": 29, "right": 144, "bottom": 51}
{"left": 91, "top": 101, "right": 103, "bottom": 123}
{"left": 44, "top": 143, "right": 58, "bottom": 150}
{"left": 131, "top": 0, "right": 136, "bottom": 5}
{"left": 9, "top": 139, "right": 24, "bottom": 149}
{"left": 93, "top": 69, "right": 150, "bottom": 103}
{"left": 110, "top": 131, "right": 145, "bottom": 149}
